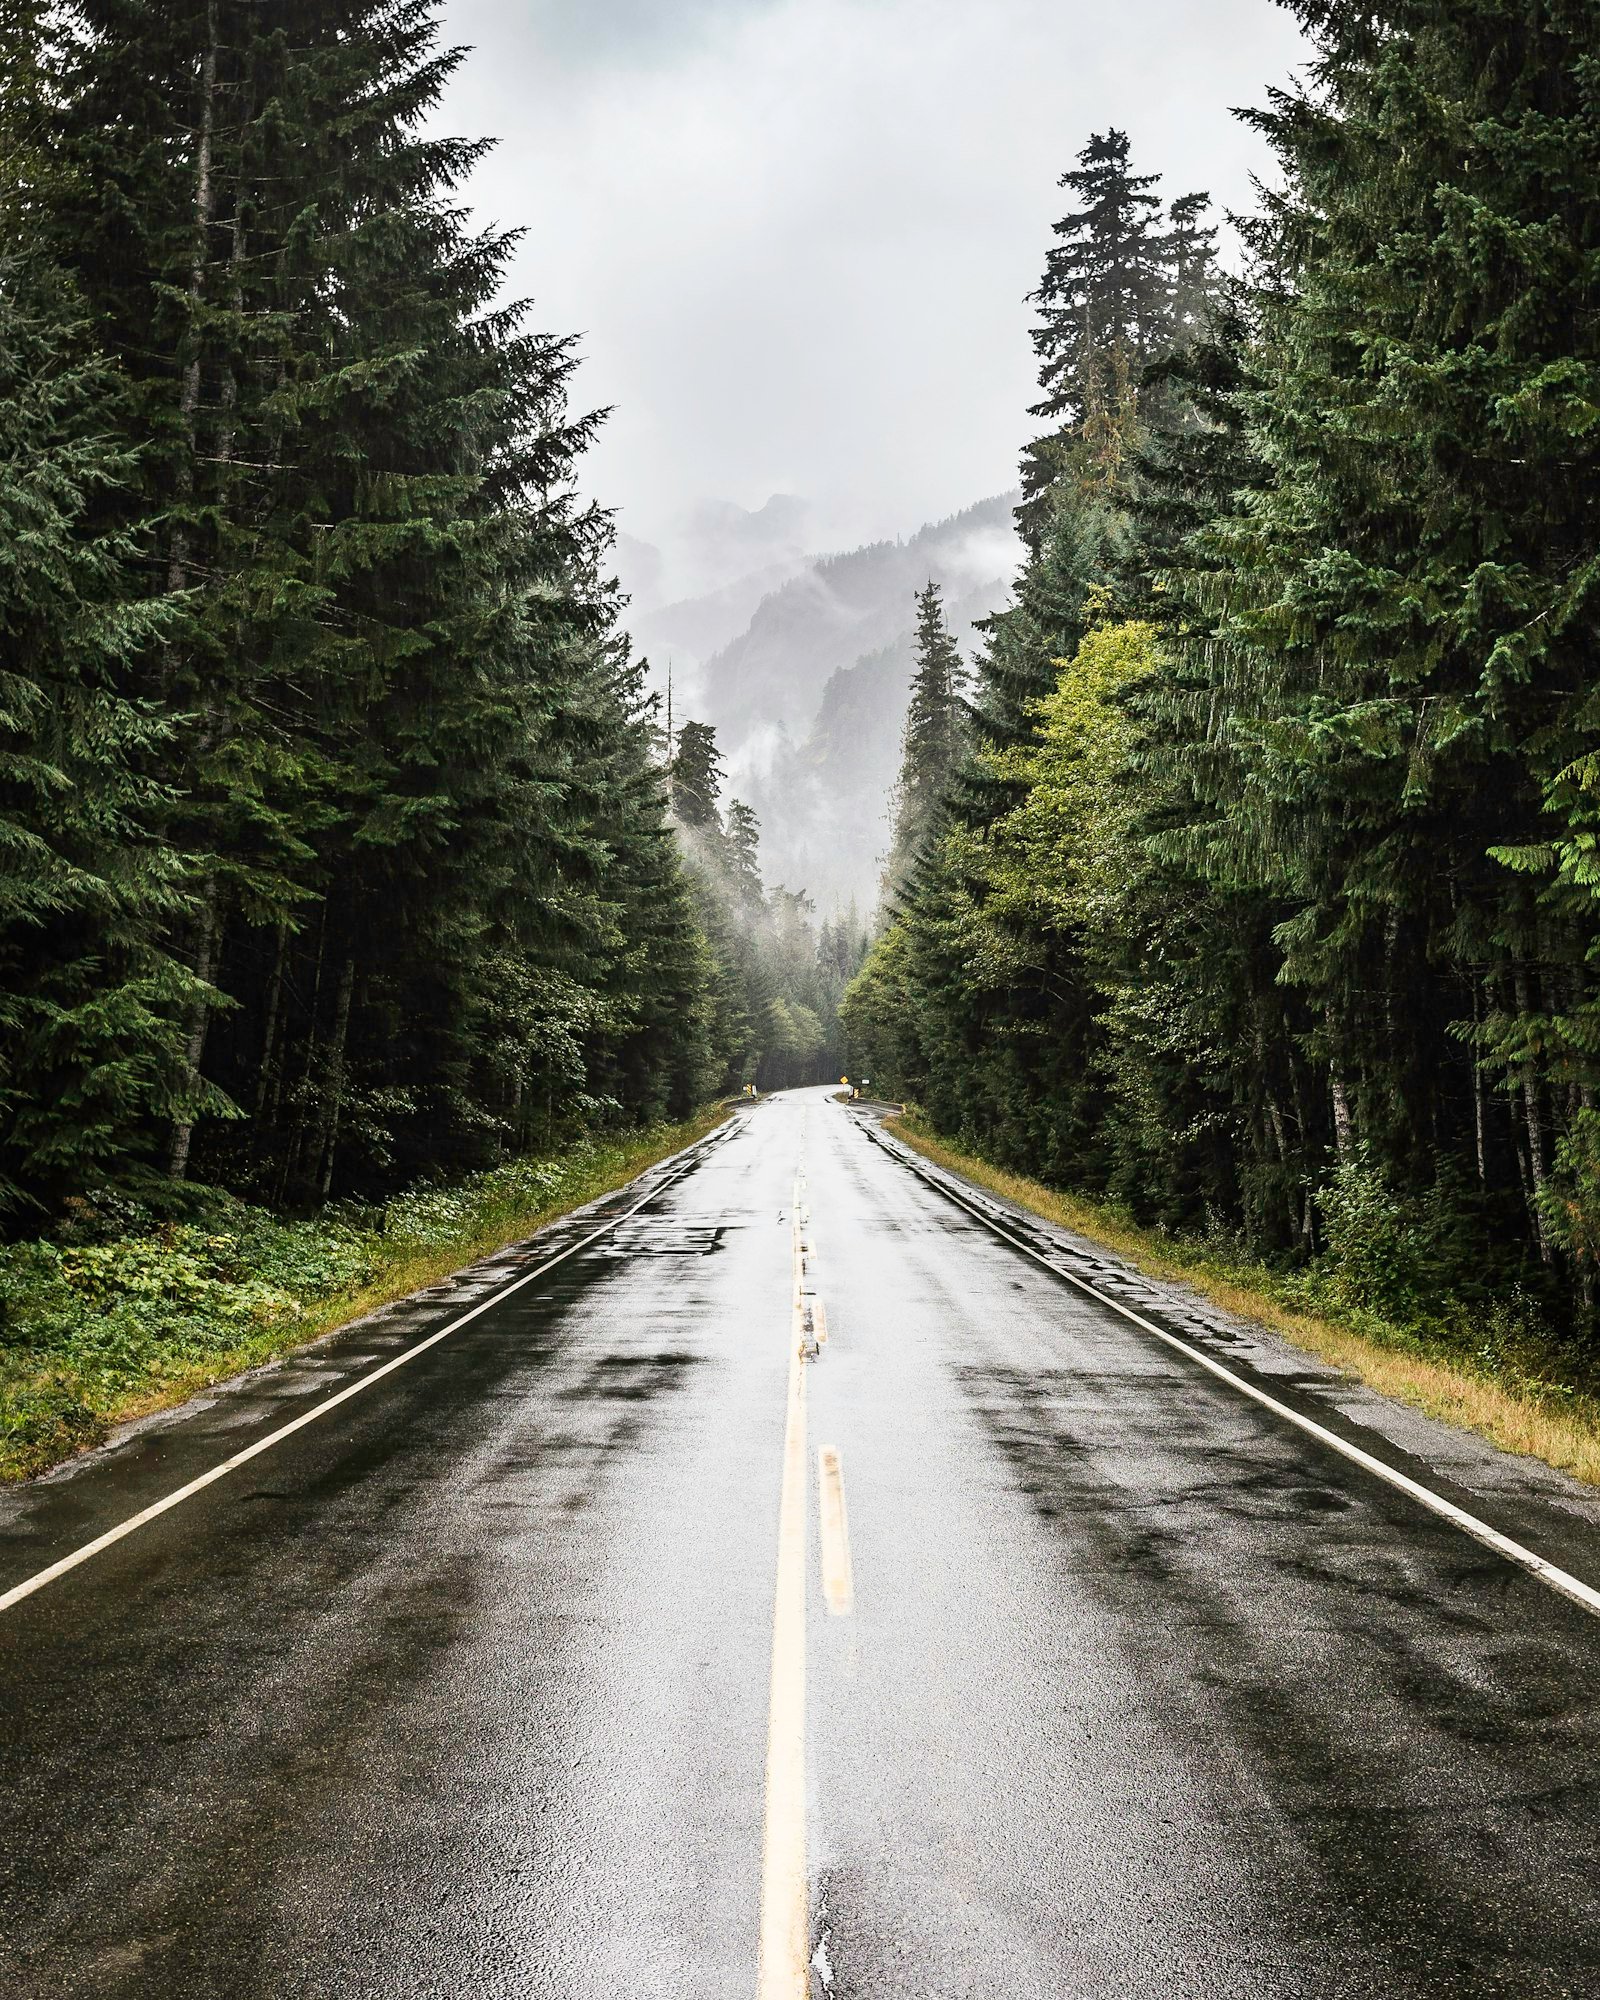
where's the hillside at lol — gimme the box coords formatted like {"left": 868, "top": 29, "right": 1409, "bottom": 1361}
{"left": 698, "top": 494, "right": 1018, "bottom": 745}
{"left": 629, "top": 494, "right": 1020, "bottom": 912}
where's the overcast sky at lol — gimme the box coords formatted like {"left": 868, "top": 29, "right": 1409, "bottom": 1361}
{"left": 435, "top": 0, "right": 1309, "bottom": 568}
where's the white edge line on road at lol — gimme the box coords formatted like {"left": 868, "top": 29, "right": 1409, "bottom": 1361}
{"left": 0, "top": 1125, "right": 737, "bottom": 1617}
{"left": 865, "top": 1123, "right": 1600, "bottom": 1623}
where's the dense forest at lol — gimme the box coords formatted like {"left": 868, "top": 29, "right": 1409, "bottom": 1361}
{"left": 846, "top": 0, "right": 1600, "bottom": 1336}
{"left": 0, "top": 0, "right": 851, "bottom": 1226}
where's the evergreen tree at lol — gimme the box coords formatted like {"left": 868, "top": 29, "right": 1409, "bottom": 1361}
{"left": 854, "top": 10, "right": 1600, "bottom": 1330}
{"left": 669, "top": 720, "right": 725, "bottom": 834}
{"left": 1019, "top": 129, "right": 1168, "bottom": 542}
{"left": 0, "top": 258, "right": 201, "bottom": 1207}
{"left": 722, "top": 799, "right": 765, "bottom": 916}
{"left": 1189, "top": 0, "right": 1600, "bottom": 1273}
{"left": 880, "top": 582, "right": 969, "bottom": 913}
{"left": 11, "top": 0, "right": 718, "bottom": 1205}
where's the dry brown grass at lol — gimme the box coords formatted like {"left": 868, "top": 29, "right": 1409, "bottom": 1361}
{"left": 887, "top": 1112, "right": 1600, "bottom": 1488}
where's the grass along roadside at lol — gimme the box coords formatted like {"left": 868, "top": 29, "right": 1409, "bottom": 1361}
{"left": 886, "top": 1109, "right": 1600, "bottom": 1489}
{"left": 0, "top": 1104, "right": 732, "bottom": 1484}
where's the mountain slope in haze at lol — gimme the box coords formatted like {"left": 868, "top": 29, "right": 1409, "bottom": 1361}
{"left": 699, "top": 495, "right": 1020, "bottom": 748}
{"left": 628, "top": 555, "right": 811, "bottom": 675}
{"left": 627, "top": 492, "right": 1020, "bottom": 916}
{"left": 744, "top": 572, "right": 1008, "bottom": 915}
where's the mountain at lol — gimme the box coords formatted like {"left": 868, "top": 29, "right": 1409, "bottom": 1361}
{"left": 627, "top": 494, "right": 1021, "bottom": 915}
{"left": 741, "top": 571, "right": 1011, "bottom": 914}
{"left": 613, "top": 494, "right": 815, "bottom": 628}
{"left": 697, "top": 494, "right": 1019, "bottom": 748}
{"left": 628, "top": 556, "right": 811, "bottom": 675}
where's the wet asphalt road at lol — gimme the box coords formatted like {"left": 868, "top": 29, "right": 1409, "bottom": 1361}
{"left": 4, "top": 1088, "right": 1600, "bottom": 1997}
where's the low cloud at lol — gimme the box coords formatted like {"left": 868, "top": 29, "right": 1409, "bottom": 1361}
{"left": 437, "top": 0, "right": 1308, "bottom": 549}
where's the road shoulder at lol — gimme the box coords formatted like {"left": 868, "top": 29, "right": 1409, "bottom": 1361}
{"left": 856, "top": 1103, "right": 1600, "bottom": 1595}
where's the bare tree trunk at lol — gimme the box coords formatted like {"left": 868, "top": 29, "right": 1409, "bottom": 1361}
{"left": 318, "top": 958, "right": 355, "bottom": 1200}
{"left": 255, "top": 917, "right": 289, "bottom": 1118}
{"left": 278, "top": 907, "right": 327, "bottom": 1206}
{"left": 1471, "top": 982, "right": 1489, "bottom": 1185}
{"left": 213, "top": 201, "right": 245, "bottom": 470}
{"left": 1323, "top": 1004, "right": 1354, "bottom": 1161}
{"left": 1513, "top": 963, "right": 1553, "bottom": 1263}
{"left": 168, "top": 880, "right": 221, "bottom": 1180}
{"left": 1329, "top": 1070, "right": 1354, "bottom": 1162}
{"left": 1263, "top": 1090, "right": 1299, "bottom": 1240}
{"left": 1285, "top": 1055, "right": 1316, "bottom": 1248}
{"left": 165, "top": 0, "right": 221, "bottom": 607}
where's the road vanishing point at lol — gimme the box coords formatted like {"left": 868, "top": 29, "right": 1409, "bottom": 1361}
{"left": 4, "top": 1087, "right": 1600, "bottom": 1997}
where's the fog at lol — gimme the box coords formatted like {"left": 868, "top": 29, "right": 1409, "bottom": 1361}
{"left": 431, "top": 1, "right": 1312, "bottom": 911}
{"left": 434, "top": 0, "right": 1309, "bottom": 589}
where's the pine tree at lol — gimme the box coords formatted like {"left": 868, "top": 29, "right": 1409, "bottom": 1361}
{"left": 722, "top": 799, "right": 765, "bottom": 917}
{"left": 1194, "top": 0, "right": 1600, "bottom": 1273}
{"left": 880, "top": 582, "right": 969, "bottom": 913}
{"left": 0, "top": 257, "right": 203, "bottom": 1208}
{"left": 28, "top": 0, "right": 719, "bottom": 1201}
{"left": 1019, "top": 129, "right": 1168, "bottom": 543}
{"left": 670, "top": 720, "right": 725, "bottom": 835}
{"left": 0, "top": 6, "right": 206, "bottom": 1207}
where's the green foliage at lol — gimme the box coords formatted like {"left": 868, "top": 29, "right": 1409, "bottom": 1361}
{"left": 0, "top": 1, "right": 718, "bottom": 1217}
{"left": 857, "top": 8, "right": 1600, "bottom": 1348}
{"left": 0, "top": 1114, "right": 721, "bottom": 1478}
{"left": 1314, "top": 1150, "right": 1459, "bottom": 1330}
{"left": 879, "top": 580, "right": 970, "bottom": 915}
{"left": 666, "top": 716, "right": 868, "bottom": 1090}
{"left": 0, "top": 253, "right": 200, "bottom": 1208}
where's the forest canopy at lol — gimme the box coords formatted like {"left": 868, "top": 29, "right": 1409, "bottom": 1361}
{"left": 0, "top": 0, "right": 853, "bottom": 1224}
{"left": 846, "top": 0, "right": 1600, "bottom": 1338}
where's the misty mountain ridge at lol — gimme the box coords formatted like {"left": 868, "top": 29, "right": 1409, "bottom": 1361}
{"left": 699, "top": 493, "right": 1019, "bottom": 744}
{"left": 624, "top": 493, "right": 1022, "bottom": 917}
{"left": 615, "top": 492, "right": 816, "bottom": 625}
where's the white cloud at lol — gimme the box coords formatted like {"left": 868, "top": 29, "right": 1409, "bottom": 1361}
{"left": 437, "top": 0, "right": 1308, "bottom": 554}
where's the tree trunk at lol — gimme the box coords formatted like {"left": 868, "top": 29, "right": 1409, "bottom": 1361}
{"left": 165, "top": 0, "right": 220, "bottom": 605}
{"left": 1513, "top": 963, "right": 1552, "bottom": 1263}
{"left": 317, "top": 958, "right": 355, "bottom": 1200}
{"left": 1471, "top": 982, "right": 1489, "bottom": 1186}
{"left": 1263, "top": 1089, "right": 1299, "bottom": 1241}
{"left": 256, "top": 917, "right": 289, "bottom": 1118}
{"left": 1329, "top": 1069, "right": 1354, "bottom": 1162}
{"left": 278, "top": 907, "right": 327, "bottom": 1205}
{"left": 168, "top": 879, "right": 221, "bottom": 1180}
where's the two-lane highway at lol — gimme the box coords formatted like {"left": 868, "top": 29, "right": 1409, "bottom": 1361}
{"left": 4, "top": 1089, "right": 1600, "bottom": 1996}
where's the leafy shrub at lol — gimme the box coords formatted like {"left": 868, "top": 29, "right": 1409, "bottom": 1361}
{"left": 1313, "top": 1149, "right": 1438, "bottom": 1326}
{"left": 0, "top": 1116, "right": 711, "bottom": 1479}
{"left": 1540, "top": 1109, "right": 1600, "bottom": 1269}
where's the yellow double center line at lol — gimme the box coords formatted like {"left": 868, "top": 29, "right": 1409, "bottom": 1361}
{"left": 757, "top": 1133, "right": 858, "bottom": 1995}
{"left": 757, "top": 1165, "right": 814, "bottom": 1998}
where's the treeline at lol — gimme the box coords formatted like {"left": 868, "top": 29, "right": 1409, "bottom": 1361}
{"left": 846, "top": 1, "right": 1600, "bottom": 1327}
{"left": 0, "top": 0, "right": 778, "bottom": 1222}
{"left": 668, "top": 718, "right": 869, "bottom": 1091}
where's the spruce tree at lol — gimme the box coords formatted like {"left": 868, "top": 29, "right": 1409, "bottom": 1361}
{"left": 0, "top": 259, "right": 201, "bottom": 1208}
{"left": 880, "top": 582, "right": 968, "bottom": 913}
{"left": 0, "top": 5, "right": 205, "bottom": 1206}
{"left": 1194, "top": 0, "right": 1600, "bottom": 1270}
{"left": 29, "top": 0, "right": 719, "bottom": 1200}
{"left": 1019, "top": 129, "right": 1168, "bottom": 543}
{"left": 669, "top": 720, "right": 725, "bottom": 835}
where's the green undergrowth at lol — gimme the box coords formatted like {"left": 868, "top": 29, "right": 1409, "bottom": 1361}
{"left": 888, "top": 1109, "right": 1600, "bottom": 1486}
{"left": 0, "top": 1106, "right": 730, "bottom": 1483}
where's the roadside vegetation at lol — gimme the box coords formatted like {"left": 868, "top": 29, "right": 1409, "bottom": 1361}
{"left": 849, "top": 11, "right": 1600, "bottom": 1414}
{"left": 890, "top": 1111, "right": 1600, "bottom": 1489}
{"left": 0, "top": 2, "right": 855, "bottom": 1238}
{"left": 0, "top": 1108, "right": 728, "bottom": 1483}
